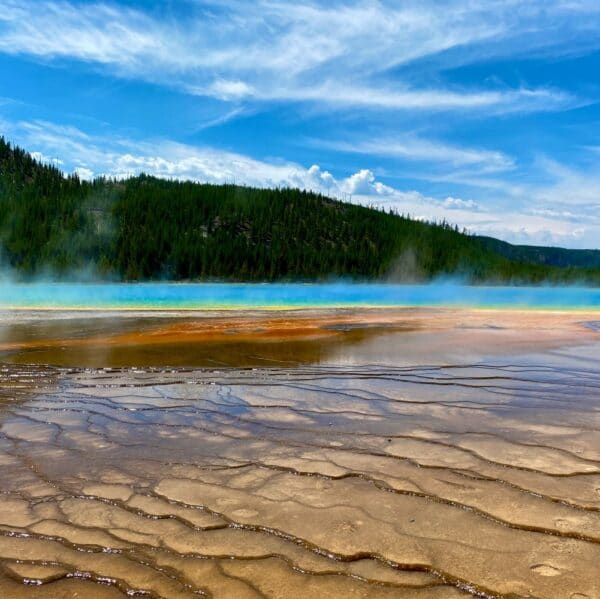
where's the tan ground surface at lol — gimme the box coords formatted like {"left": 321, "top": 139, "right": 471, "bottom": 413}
{"left": 0, "top": 308, "right": 598, "bottom": 597}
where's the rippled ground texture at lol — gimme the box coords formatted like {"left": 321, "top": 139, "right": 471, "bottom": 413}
{"left": 0, "top": 314, "right": 599, "bottom": 598}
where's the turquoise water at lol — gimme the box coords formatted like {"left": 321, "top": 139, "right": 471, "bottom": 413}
{"left": 0, "top": 283, "right": 598, "bottom": 310}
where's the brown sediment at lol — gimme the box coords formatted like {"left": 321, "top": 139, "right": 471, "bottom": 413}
{"left": 0, "top": 307, "right": 598, "bottom": 368}
{"left": 0, "top": 309, "right": 598, "bottom": 597}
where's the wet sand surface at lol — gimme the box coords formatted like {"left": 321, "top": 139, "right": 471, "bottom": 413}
{"left": 0, "top": 309, "right": 598, "bottom": 598}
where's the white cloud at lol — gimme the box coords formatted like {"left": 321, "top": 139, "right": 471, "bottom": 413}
{"left": 73, "top": 166, "right": 94, "bottom": 180}
{"left": 4, "top": 117, "right": 599, "bottom": 249}
{"left": 341, "top": 169, "right": 394, "bottom": 196}
{"left": 316, "top": 136, "right": 514, "bottom": 172}
{"left": 527, "top": 157, "right": 600, "bottom": 209}
{"left": 192, "top": 107, "right": 246, "bottom": 132}
{"left": 473, "top": 224, "right": 590, "bottom": 247}
{"left": 205, "top": 80, "right": 255, "bottom": 101}
{"left": 3, "top": 118, "right": 396, "bottom": 197}
{"left": 30, "top": 150, "right": 63, "bottom": 165}
{"left": 302, "top": 165, "right": 336, "bottom": 194}
{"left": 443, "top": 197, "right": 479, "bottom": 210}
{"left": 0, "top": 1, "right": 171, "bottom": 66}
{"left": 0, "top": 0, "right": 592, "bottom": 113}
{"left": 264, "top": 84, "right": 571, "bottom": 112}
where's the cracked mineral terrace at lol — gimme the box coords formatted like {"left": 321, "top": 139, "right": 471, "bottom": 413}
{"left": 0, "top": 308, "right": 598, "bottom": 598}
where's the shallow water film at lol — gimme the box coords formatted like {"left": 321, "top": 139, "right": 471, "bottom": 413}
{"left": 0, "top": 309, "right": 598, "bottom": 598}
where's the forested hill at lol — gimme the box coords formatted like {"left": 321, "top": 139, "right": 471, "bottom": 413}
{"left": 0, "top": 137, "right": 598, "bottom": 284}
{"left": 474, "top": 236, "right": 600, "bottom": 269}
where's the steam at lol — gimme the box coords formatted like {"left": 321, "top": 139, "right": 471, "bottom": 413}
{"left": 385, "top": 248, "right": 425, "bottom": 283}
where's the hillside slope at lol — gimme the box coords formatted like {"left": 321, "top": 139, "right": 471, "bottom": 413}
{"left": 0, "top": 137, "right": 598, "bottom": 284}
{"left": 475, "top": 236, "right": 600, "bottom": 269}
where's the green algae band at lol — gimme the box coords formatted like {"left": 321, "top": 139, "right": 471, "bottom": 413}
{"left": 1, "top": 282, "right": 599, "bottom": 310}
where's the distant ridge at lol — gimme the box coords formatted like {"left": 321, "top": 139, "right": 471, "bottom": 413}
{"left": 475, "top": 236, "right": 600, "bottom": 269}
{"left": 0, "top": 137, "right": 598, "bottom": 285}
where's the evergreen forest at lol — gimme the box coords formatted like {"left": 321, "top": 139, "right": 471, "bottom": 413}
{"left": 1, "top": 137, "right": 598, "bottom": 284}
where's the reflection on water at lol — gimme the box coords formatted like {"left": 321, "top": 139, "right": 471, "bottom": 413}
{"left": 0, "top": 312, "right": 415, "bottom": 368}
{"left": 0, "top": 308, "right": 597, "bottom": 369}
{"left": 0, "top": 309, "right": 598, "bottom": 598}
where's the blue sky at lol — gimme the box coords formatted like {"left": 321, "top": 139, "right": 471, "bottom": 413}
{"left": 0, "top": 1, "right": 599, "bottom": 248}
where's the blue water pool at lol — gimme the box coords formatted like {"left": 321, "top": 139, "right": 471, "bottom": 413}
{"left": 0, "top": 282, "right": 598, "bottom": 310}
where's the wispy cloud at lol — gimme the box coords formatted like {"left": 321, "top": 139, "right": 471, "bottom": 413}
{"left": 314, "top": 136, "right": 515, "bottom": 172}
{"left": 525, "top": 157, "right": 600, "bottom": 215}
{"left": 191, "top": 107, "right": 246, "bottom": 133}
{"left": 197, "top": 82, "right": 572, "bottom": 113}
{"left": 0, "top": 0, "right": 592, "bottom": 113}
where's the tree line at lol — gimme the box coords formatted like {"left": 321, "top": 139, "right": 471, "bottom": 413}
{"left": 1, "top": 137, "right": 598, "bottom": 284}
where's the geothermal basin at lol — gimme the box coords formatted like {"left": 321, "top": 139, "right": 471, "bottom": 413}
{"left": 0, "top": 283, "right": 598, "bottom": 598}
